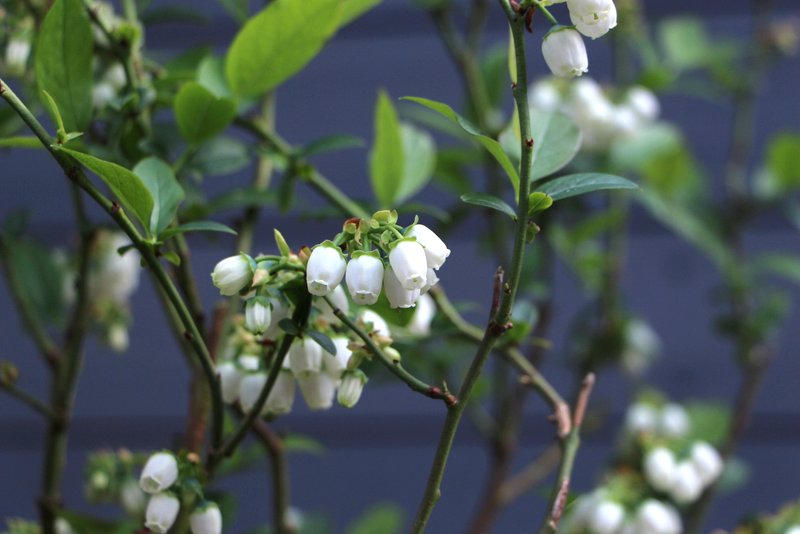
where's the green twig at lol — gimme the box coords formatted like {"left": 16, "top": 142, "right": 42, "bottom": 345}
{"left": 0, "top": 381, "right": 57, "bottom": 420}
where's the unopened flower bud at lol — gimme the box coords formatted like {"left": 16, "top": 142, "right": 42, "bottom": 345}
{"left": 588, "top": 500, "right": 625, "bottom": 534}
{"left": 145, "top": 493, "right": 180, "bottom": 534}
{"left": 245, "top": 297, "right": 272, "bottom": 335}
{"left": 211, "top": 254, "right": 253, "bottom": 296}
{"left": 670, "top": 461, "right": 703, "bottom": 504}
{"left": 139, "top": 452, "right": 179, "bottom": 494}
{"left": 337, "top": 369, "right": 368, "bottom": 408}
{"left": 388, "top": 239, "right": 428, "bottom": 290}
{"left": 660, "top": 403, "right": 690, "bottom": 438}
{"left": 190, "top": 502, "right": 222, "bottom": 534}
{"left": 406, "top": 225, "right": 450, "bottom": 270}
{"left": 358, "top": 310, "right": 390, "bottom": 337}
{"left": 643, "top": 447, "right": 677, "bottom": 493}
{"left": 384, "top": 346, "right": 402, "bottom": 363}
{"left": 306, "top": 242, "right": 346, "bottom": 296}
{"left": 541, "top": 28, "right": 589, "bottom": 78}
{"left": 690, "top": 441, "right": 723, "bottom": 486}
{"left": 288, "top": 338, "right": 323, "bottom": 377}
{"left": 345, "top": 251, "right": 384, "bottom": 305}
{"left": 635, "top": 499, "right": 682, "bottom": 534}
{"left": 297, "top": 372, "right": 337, "bottom": 410}
{"left": 567, "top": 0, "right": 618, "bottom": 39}
{"left": 384, "top": 266, "right": 421, "bottom": 309}
{"left": 408, "top": 293, "right": 436, "bottom": 336}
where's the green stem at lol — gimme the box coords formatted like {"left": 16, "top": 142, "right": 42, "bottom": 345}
{"left": 530, "top": 1, "right": 559, "bottom": 26}
{"left": 324, "top": 296, "right": 455, "bottom": 406}
{"left": 250, "top": 420, "right": 292, "bottom": 534}
{"left": 0, "top": 382, "right": 57, "bottom": 420}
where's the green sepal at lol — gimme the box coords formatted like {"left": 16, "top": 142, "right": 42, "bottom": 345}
{"left": 372, "top": 209, "right": 398, "bottom": 224}
{"left": 350, "top": 249, "right": 381, "bottom": 261}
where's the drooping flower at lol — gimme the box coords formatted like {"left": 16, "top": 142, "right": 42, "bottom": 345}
{"left": 264, "top": 370, "right": 295, "bottom": 416}
{"left": 288, "top": 338, "right": 323, "bottom": 377}
{"left": 322, "top": 337, "right": 353, "bottom": 379}
{"left": 383, "top": 266, "right": 421, "bottom": 309}
{"left": 406, "top": 225, "right": 450, "bottom": 270}
{"left": 388, "top": 239, "right": 428, "bottom": 290}
{"left": 567, "top": 0, "right": 618, "bottom": 39}
{"left": 408, "top": 293, "right": 436, "bottom": 336}
{"left": 634, "top": 499, "right": 682, "bottom": 534}
{"left": 358, "top": 309, "right": 390, "bottom": 337}
{"left": 190, "top": 502, "right": 223, "bottom": 534}
{"left": 145, "top": 493, "right": 180, "bottom": 534}
{"left": 660, "top": 403, "right": 690, "bottom": 438}
{"left": 244, "top": 297, "right": 271, "bottom": 335}
{"left": 211, "top": 254, "right": 253, "bottom": 296}
{"left": 345, "top": 251, "right": 384, "bottom": 305}
{"left": 643, "top": 447, "right": 677, "bottom": 493}
{"left": 587, "top": 500, "right": 625, "bottom": 534}
{"left": 690, "top": 441, "right": 723, "bottom": 486}
{"left": 139, "top": 452, "right": 179, "bottom": 494}
{"left": 541, "top": 28, "right": 589, "bottom": 78}
{"left": 306, "top": 242, "right": 346, "bottom": 296}
{"left": 337, "top": 369, "right": 368, "bottom": 408}
{"left": 670, "top": 461, "right": 703, "bottom": 504}
{"left": 297, "top": 372, "right": 337, "bottom": 410}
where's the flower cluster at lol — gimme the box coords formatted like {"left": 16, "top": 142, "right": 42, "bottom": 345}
{"left": 538, "top": 0, "right": 618, "bottom": 78}
{"left": 529, "top": 77, "right": 660, "bottom": 152}
{"left": 83, "top": 448, "right": 147, "bottom": 518}
{"left": 566, "top": 490, "right": 682, "bottom": 534}
{"left": 138, "top": 451, "right": 222, "bottom": 534}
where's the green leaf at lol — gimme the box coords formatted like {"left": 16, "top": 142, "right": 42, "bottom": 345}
{"left": 340, "top": 0, "right": 381, "bottom": 28}
{"left": 751, "top": 253, "right": 800, "bottom": 285}
{"left": 460, "top": 193, "right": 516, "bottom": 220}
{"left": 396, "top": 123, "right": 436, "bottom": 203}
{"left": 35, "top": 0, "right": 93, "bottom": 132}
{"left": 197, "top": 56, "right": 234, "bottom": 98}
{"left": 0, "top": 137, "right": 42, "bottom": 149}
{"left": 307, "top": 330, "right": 337, "bottom": 355}
{"left": 188, "top": 136, "right": 251, "bottom": 177}
{"left": 219, "top": 0, "right": 249, "bottom": 23}
{"left": 685, "top": 401, "right": 730, "bottom": 446}
{"left": 3, "top": 237, "right": 67, "bottom": 326}
{"left": 133, "top": 157, "right": 185, "bottom": 235}
{"left": 55, "top": 147, "right": 154, "bottom": 230}
{"left": 225, "top": 0, "right": 342, "bottom": 97}
{"left": 659, "top": 17, "right": 712, "bottom": 70}
{"left": 278, "top": 318, "right": 301, "bottom": 336}
{"left": 536, "top": 173, "right": 638, "bottom": 201}
{"left": 530, "top": 110, "right": 581, "bottom": 181}
{"left": 300, "top": 134, "right": 365, "bottom": 158}
{"left": 283, "top": 433, "right": 326, "bottom": 455}
{"left": 346, "top": 503, "right": 404, "bottom": 534}
{"left": 174, "top": 82, "right": 237, "bottom": 145}
{"left": 159, "top": 221, "right": 237, "bottom": 240}
{"left": 765, "top": 133, "right": 800, "bottom": 191}
{"left": 401, "top": 96, "right": 520, "bottom": 195}
{"left": 527, "top": 192, "right": 553, "bottom": 215}
{"left": 370, "top": 90, "right": 404, "bottom": 207}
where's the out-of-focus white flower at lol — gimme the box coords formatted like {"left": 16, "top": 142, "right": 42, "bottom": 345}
{"left": 322, "top": 337, "right": 352, "bottom": 379}
{"left": 263, "top": 297, "right": 291, "bottom": 340}
{"left": 541, "top": 28, "right": 589, "bottom": 78}
{"left": 785, "top": 526, "right": 800, "bottom": 534}
{"left": 107, "top": 323, "right": 129, "bottom": 353}
{"left": 337, "top": 369, "right": 368, "bottom": 408}
{"left": 239, "top": 354, "right": 261, "bottom": 371}
{"left": 190, "top": 502, "right": 222, "bottom": 534}
{"left": 120, "top": 478, "right": 147, "bottom": 516}
{"left": 634, "top": 499, "right": 682, "bottom": 534}
{"left": 139, "top": 452, "right": 178, "bottom": 494}
{"left": 621, "top": 319, "right": 660, "bottom": 376}
{"left": 359, "top": 309, "right": 390, "bottom": 337}
{"left": 264, "top": 370, "right": 295, "bottom": 416}
{"left": 211, "top": 254, "right": 253, "bottom": 296}
{"left": 345, "top": 251, "right": 384, "bottom": 305}
{"left": 625, "top": 86, "right": 660, "bottom": 122}
{"left": 89, "top": 232, "right": 141, "bottom": 304}
{"left": 384, "top": 266, "right": 421, "bottom": 309}
{"left": 288, "top": 338, "right": 323, "bottom": 377}
{"left": 643, "top": 447, "right": 677, "bottom": 493}
{"left": 670, "top": 461, "right": 703, "bottom": 504}
{"left": 239, "top": 372, "right": 267, "bottom": 413}
{"left": 568, "top": 0, "right": 618, "bottom": 39}
{"left": 316, "top": 284, "right": 349, "bottom": 323}
{"left": 217, "top": 361, "right": 243, "bottom": 404}
{"left": 660, "top": 403, "right": 690, "bottom": 438}
{"left": 420, "top": 268, "right": 439, "bottom": 295}
{"left": 145, "top": 493, "right": 180, "bottom": 534}
{"left": 568, "top": 85, "right": 614, "bottom": 151}
{"left": 408, "top": 293, "right": 436, "bottom": 336}
{"left": 297, "top": 372, "right": 337, "bottom": 410}
{"left": 389, "top": 239, "right": 428, "bottom": 290}
{"left": 306, "top": 242, "right": 346, "bottom": 296}
{"left": 588, "top": 500, "right": 625, "bottom": 534}
{"left": 245, "top": 297, "right": 271, "bottom": 335}
{"left": 611, "top": 105, "right": 640, "bottom": 138}
{"left": 54, "top": 518, "right": 74, "bottom": 534}
{"left": 5, "top": 38, "right": 31, "bottom": 77}
{"left": 529, "top": 78, "right": 563, "bottom": 111}
{"left": 625, "top": 403, "right": 659, "bottom": 434}
{"left": 406, "top": 224, "right": 450, "bottom": 270}
{"left": 689, "top": 441, "right": 723, "bottom": 486}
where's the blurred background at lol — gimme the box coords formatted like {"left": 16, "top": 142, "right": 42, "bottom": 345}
{"left": 1, "top": 0, "right": 799, "bottom": 531}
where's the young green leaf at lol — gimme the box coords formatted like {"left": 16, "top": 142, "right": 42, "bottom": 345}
{"left": 225, "top": 0, "right": 342, "bottom": 97}
{"left": 460, "top": 193, "right": 517, "bottom": 220}
{"left": 40, "top": 90, "right": 66, "bottom": 138}
{"left": 346, "top": 503, "right": 404, "bottom": 534}
{"left": 174, "top": 82, "right": 237, "bottom": 145}
{"left": 274, "top": 229, "right": 292, "bottom": 257}
{"left": 307, "top": 330, "right": 337, "bottom": 356}
{"left": 395, "top": 123, "right": 436, "bottom": 204}
{"left": 35, "top": 0, "right": 93, "bottom": 132}
{"left": 158, "top": 221, "right": 237, "bottom": 240}
{"left": 300, "top": 134, "right": 365, "bottom": 158}
{"left": 536, "top": 173, "right": 638, "bottom": 201}
{"left": 370, "top": 90, "right": 404, "bottom": 207}
{"left": 133, "top": 157, "right": 185, "bottom": 236}
{"left": 401, "top": 96, "right": 520, "bottom": 196}
{"left": 527, "top": 192, "right": 553, "bottom": 215}
{"left": 55, "top": 147, "right": 154, "bottom": 231}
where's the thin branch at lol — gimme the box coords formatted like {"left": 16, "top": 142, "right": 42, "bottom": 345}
{"left": 497, "top": 443, "right": 561, "bottom": 507}
{"left": 0, "top": 381, "right": 57, "bottom": 420}
{"left": 249, "top": 420, "right": 292, "bottom": 534}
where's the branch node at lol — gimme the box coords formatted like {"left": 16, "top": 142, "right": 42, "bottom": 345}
{"left": 183, "top": 331, "right": 194, "bottom": 342}
{"left": 525, "top": 138, "right": 534, "bottom": 148}
{"left": 550, "top": 478, "right": 570, "bottom": 526}
{"left": 573, "top": 372, "right": 596, "bottom": 429}
{"left": 110, "top": 201, "right": 121, "bottom": 215}
{"left": 0, "top": 80, "right": 5, "bottom": 95}
{"left": 490, "top": 267, "right": 504, "bottom": 317}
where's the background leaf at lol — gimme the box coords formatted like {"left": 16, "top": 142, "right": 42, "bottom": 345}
{"left": 133, "top": 157, "right": 185, "bottom": 235}
{"left": 395, "top": 123, "right": 436, "bottom": 204}
{"left": 56, "top": 147, "right": 154, "bottom": 231}
{"left": 225, "top": 0, "right": 342, "bottom": 97}
{"left": 346, "top": 503, "right": 404, "bottom": 534}
{"left": 370, "top": 91, "right": 404, "bottom": 207}
{"left": 35, "top": 0, "right": 93, "bottom": 132}
{"left": 536, "top": 173, "right": 638, "bottom": 201}
{"left": 307, "top": 330, "right": 337, "bottom": 356}
{"left": 530, "top": 110, "right": 581, "bottom": 181}
{"left": 174, "top": 82, "right": 237, "bottom": 145}
{"left": 460, "top": 193, "right": 516, "bottom": 220}
{"left": 159, "top": 221, "right": 237, "bottom": 240}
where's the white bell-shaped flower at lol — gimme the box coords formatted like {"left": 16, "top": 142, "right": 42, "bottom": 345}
{"left": 245, "top": 297, "right": 271, "bottom": 335}
{"left": 625, "top": 86, "right": 660, "bottom": 122}
{"left": 263, "top": 297, "right": 292, "bottom": 340}
{"left": 139, "top": 452, "right": 179, "bottom": 494}
{"left": 388, "top": 239, "right": 428, "bottom": 290}
{"left": 297, "top": 372, "right": 337, "bottom": 410}
{"left": 690, "top": 441, "right": 723, "bottom": 486}
{"left": 643, "top": 447, "right": 677, "bottom": 493}
{"left": 568, "top": 0, "right": 618, "bottom": 39}
{"left": 588, "top": 500, "right": 625, "bottom": 534}
{"left": 289, "top": 337, "right": 323, "bottom": 377}
{"left": 306, "top": 242, "right": 346, "bottom": 296}
{"left": 315, "top": 284, "right": 349, "bottom": 323}
{"left": 217, "top": 361, "right": 244, "bottom": 404}
{"left": 660, "top": 403, "right": 690, "bottom": 438}
{"left": 420, "top": 268, "right": 439, "bottom": 295}
{"left": 529, "top": 78, "right": 562, "bottom": 111}
{"left": 670, "top": 461, "right": 704, "bottom": 504}
{"left": 239, "top": 372, "right": 267, "bottom": 413}
{"left": 264, "top": 369, "right": 295, "bottom": 416}
{"left": 406, "top": 225, "right": 450, "bottom": 270}
{"left": 337, "top": 370, "right": 368, "bottom": 408}
{"left": 345, "top": 251, "right": 384, "bottom": 305}
{"left": 145, "top": 493, "right": 180, "bottom": 534}
{"left": 634, "top": 499, "right": 682, "bottom": 534}
{"left": 408, "top": 293, "right": 436, "bottom": 336}
{"left": 384, "top": 266, "right": 421, "bottom": 309}
{"left": 625, "top": 402, "right": 658, "bottom": 434}
{"left": 90, "top": 232, "right": 141, "bottom": 304}
{"left": 323, "top": 337, "right": 352, "bottom": 379}
{"left": 120, "top": 479, "right": 146, "bottom": 516}
{"left": 359, "top": 309, "right": 390, "bottom": 337}
{"left": 541, "top": 28, "right": 589, "bottom": 78}
{"left": 190, "top": 502, "right": 222, "bottom": 534}
{"left": 211, "top": 254, "right": 253, "bottom": 296}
